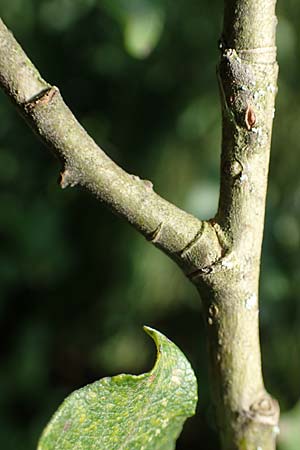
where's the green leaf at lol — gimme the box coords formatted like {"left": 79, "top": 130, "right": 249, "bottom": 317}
{"left": 37, "top": 327, "right": 198, "bottom": 450}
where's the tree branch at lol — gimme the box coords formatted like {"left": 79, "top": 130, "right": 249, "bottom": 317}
{"left": 0, "top": 17, "right": 222, "bottom": 273}
{"left": 0, "top": 6, "right": 281, "bottom": 448}
{"left": 191, "top": 1, "right": 280, "bottom": 449}
{"left": 218, "top": 0, "right": 278, "bottom": 259}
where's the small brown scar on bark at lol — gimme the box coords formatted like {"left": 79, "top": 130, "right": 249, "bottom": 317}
{"left": 245, "top": 104, "right": 256, "bottom": 130}
{"left": 25, "top": 86, "right": 58, "bottom": 111}
{"left": 59, "top": 168, "right": 78, "bottom": 189}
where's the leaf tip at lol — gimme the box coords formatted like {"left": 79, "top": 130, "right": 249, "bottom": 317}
{"left": 143, "top": 324, "right": 155, "bottom": 336}
{"left": 143, "top": 325, "right": 169, "bottom": 347}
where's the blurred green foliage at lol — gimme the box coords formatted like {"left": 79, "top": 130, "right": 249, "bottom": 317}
{"left": 0, "top": 1, "right": 299, "bottom": 449}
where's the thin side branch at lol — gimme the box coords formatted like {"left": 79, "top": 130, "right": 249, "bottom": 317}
{"left": 0, "top": 18, "right": 222, "bottom": 272}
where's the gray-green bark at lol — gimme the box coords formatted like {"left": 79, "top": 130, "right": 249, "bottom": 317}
{"left": 0, "top": 1, "right": 280, "bottom": 448}
{"left": 206, "top": 1, "right": 279, "bottom": 448}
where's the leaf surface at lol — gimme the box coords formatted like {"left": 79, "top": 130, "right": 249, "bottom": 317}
{"left": 38, "top": 327, "right": 197, "bottom": 450}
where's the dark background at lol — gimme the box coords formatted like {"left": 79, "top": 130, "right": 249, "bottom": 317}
{"left": 0, "top": 1, "right": 299, "bottom": 449}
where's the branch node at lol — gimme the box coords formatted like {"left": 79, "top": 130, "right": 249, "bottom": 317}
{"left": 237, "top": 47, "right": 277, "bottom": 64}
{"left": 146, "top": 222, "right": 163, "bottom": 243}
{"left": 183, "top": 221, "right": 232, "bottom": 280}
{"left": 130, "top": 174, "right": 153, "bottom": 190}
{"left": 247, "top": 395, "right": 280, "bottom": 426}
{"left": 180, "top": 222, "right": 205, "bottom": 257}
{"left": 187, "top": 266, "right": 213, "bottom": 280}
{"left": 130, "top": 174, "right": 140, "bottom": 181}
{"left": 209, "top": 219, "right": 229, "bottom": 256}
{"left": 25, "top": 86, "right": 58, "bottom": 112}
{"left": 229, "top": 159, "right": 243, "bottom": 179}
